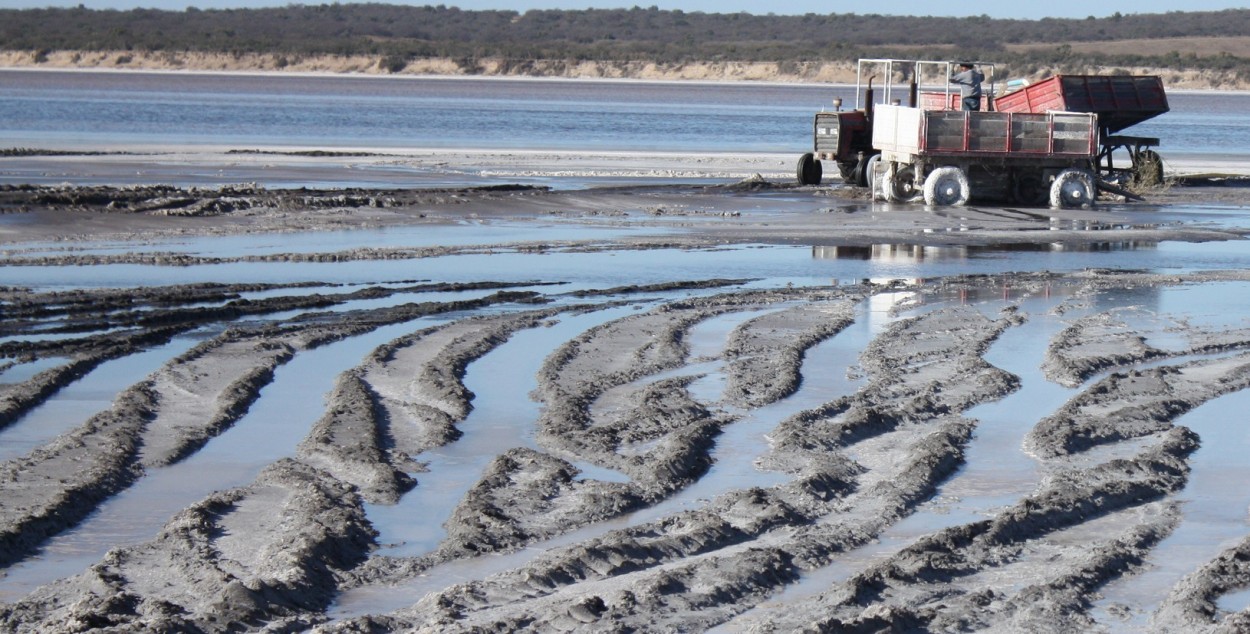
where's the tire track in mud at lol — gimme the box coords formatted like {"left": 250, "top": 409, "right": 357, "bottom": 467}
{"left": 296, "top": 306, "right": 619, "bottom": 508}
{"left": 325, "top": 299, "right": 1018, "bottom": 630}
{"left": 533, "top": 290, "right": 858, "bottom": 483}
{"left": 0, "top": 459, "right": 374, "bottom": 633}
{"left": 344, "top": 289, "right": 866, "bottom": 581}
{"left": 737, "top": 282, "right": 1250, "bottom": 632}
{"left": 0, "top": 288, "right": 544, "bottom": 571}
{"left": 5, "top": 271, "right": 1250, "bottom": 632}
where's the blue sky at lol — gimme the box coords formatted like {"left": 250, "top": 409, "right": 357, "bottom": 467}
{"left": 6, "top": 0, "right": 1250, "bottom": 20}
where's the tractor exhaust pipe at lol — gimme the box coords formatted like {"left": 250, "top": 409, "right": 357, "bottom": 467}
{"left": 865, "top": 76, "right": 876, "bottom": 123}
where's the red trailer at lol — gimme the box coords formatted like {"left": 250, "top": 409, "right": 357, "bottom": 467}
{"left": 993, "top": 75, "right": 1169, "bottom": 185}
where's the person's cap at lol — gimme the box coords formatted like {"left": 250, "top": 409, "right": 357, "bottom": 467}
{"left": 958, "top": 62, "right": 974, "bottom": 68}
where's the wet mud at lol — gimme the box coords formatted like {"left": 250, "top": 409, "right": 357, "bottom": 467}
{"left": 3, "top": 180, "right": 1250, "bottom": 632}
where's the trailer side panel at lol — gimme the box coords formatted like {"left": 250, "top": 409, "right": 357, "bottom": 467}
{"left": 872, "top": 105, "right": 1097, "bottom": 160}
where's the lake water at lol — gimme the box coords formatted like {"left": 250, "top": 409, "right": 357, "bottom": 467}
{"left": 0, "top": 69, "right": 1245, "bottom": 156}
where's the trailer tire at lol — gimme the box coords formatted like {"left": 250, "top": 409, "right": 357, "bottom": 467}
{"left": 888, "top": 164, "right": 922, "bottom": 202}
{"left": 923, "top": 166, "right": 970, "bottom": 207}
{"left": 796, "top": 153, "right": 823, "bottom": 186}
{"left": 1050, "top": 168, "right": 1096, "bottom": 209}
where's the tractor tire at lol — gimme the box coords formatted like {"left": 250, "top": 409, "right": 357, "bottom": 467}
{"left": 796, "top": 152, "right": 823, "bottom": 186}
{"left": 923, "top": 166, "right": 970, "bottom": 206}
{"left": 851, "top": 153, "right": 877, "bottom": 188}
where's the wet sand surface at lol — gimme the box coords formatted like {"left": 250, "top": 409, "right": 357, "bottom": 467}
{"left": 2, "top": 151, "right": 1250, "bottom": 631}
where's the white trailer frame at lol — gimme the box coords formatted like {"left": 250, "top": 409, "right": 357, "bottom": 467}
{"left": 869, "top": 103, "right": 1101, "bottom": 208}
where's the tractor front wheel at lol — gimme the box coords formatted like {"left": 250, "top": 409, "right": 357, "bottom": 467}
{"left": 796, "top": 152, "right": 823, "bottom": 186}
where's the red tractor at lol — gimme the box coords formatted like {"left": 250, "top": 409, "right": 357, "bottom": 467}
{"left": 797, "top": 59, "right": 955, "bottom": 188}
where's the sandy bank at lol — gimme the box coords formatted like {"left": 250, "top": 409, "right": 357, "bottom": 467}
{"left": 3, "top": 49, "right": 1249, "bottom": 90}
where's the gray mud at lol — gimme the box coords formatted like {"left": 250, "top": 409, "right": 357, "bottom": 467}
{"left": 4, "top": 179, "right": 1250, "bottom": 632}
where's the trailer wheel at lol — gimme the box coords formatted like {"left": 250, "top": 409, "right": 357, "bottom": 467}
{"left": 1050, "top": 168, "right": 1096, "bottom": 209}
{"left": 888, "top": 165, "right": 922, "bottom": 202}
{"left": 796, "top": 153, "right": 822, "bottom": 186}
{"left": 923, "top": 166, "right": 970, "bottom": 207}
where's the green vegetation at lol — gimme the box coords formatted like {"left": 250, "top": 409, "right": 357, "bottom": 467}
{"left": 4, "top": 4, "right": 1250, "bottom": 79}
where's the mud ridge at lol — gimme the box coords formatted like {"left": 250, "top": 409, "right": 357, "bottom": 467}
{"left": 0, "top": 382, "right": 154, "bottom": 568}
{"left": 440, "top": 447, "right": 645, "bottom": 559}
{"left": 722, "top": 299, "right": 859, "bottom": 408}
{"left": 351, "top": 487, "right": 822, "bottom": 631}
{"left": 1043, "top": 310, "right": 1170, "bottom": 387}
{"left": 0, "top": 183, "right": 549, "bottom": 217}
{"left": 769, "top": 429, "right": 1197, "bottom": 631}
{"left": 298, "top": 371, "right": 416, "bottom": 505}
{"left": 0, "top": 458, "right": 374, "bottom": 632}
{"left": 1044, "top": 306, "right": 1250, "bottom": 387}
{"left": 1029, "top": 352, "right": 1250, "bottom": 457}
{"left": 297, "top": 308, "right": 580, "bottom": 505}
{"left": 360, "top": 308, "right": 573, "bottom": 457}
{"left": 0, "top": 281, "right": 328, "bottom": 329}
{"left": 0, "top": 325, "right": 187, "bottom": 431}
{"left": 764, "top": 304, "right": 1020, "bottom": 473}
{"left": 1153, "top": 533, "right": 1250, "bottom": 631}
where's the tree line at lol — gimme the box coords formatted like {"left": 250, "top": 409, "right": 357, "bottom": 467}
{"left": 4, "top": 4, "right": 1250, "bottom": 79}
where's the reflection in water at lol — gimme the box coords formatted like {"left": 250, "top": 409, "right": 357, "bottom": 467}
{"left": 815, "top": 244, "right": 972, "bottom": 262}
{"left": 812, "top": 241, "right": 1157, "bottom": 263}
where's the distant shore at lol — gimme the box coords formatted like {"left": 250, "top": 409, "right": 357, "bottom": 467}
{"left": 3, "top": 49, "right": 1247, "bottom": 91}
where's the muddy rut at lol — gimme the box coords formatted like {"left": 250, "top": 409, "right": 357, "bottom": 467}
{"left": 2, "top": 257, "right": 1250, "bottom": 633}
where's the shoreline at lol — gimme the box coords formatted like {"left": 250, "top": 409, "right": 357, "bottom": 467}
{"left": 0, "top": 64, "right": 858, "bottom": 89}
{"left": 3, "top": 50, "right": 1250, "bottom": 91}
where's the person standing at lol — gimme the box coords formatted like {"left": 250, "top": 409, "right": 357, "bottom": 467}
{"left": 950, "top": 62, "right": 984, "bottom": 111}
